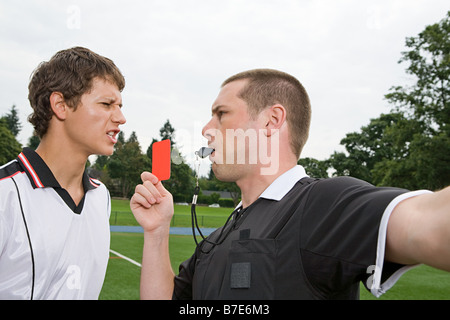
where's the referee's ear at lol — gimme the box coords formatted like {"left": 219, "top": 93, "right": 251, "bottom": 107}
{"left": 49, "top": 92, "right": 68, "bottom": 121}
{"left": 263, "top": 104, "right": 286, "bottom": 137}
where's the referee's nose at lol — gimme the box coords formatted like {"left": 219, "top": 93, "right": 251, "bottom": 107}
{"left": 201, "top": 117, "right": 217, "bottom": 144}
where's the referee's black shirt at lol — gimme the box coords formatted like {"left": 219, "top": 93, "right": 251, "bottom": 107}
{"left": 173, "top": 166, "right": 428, "bottom": 299}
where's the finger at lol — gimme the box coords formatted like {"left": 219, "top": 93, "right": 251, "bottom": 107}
{"left": 153, "top": 179, "right": 173, "bottom": 199}
{"left": 140, "top": 171, "right": 170, "bottom": 201}
{"left": 143, "top": 180, "right": 163, "bottom": 203}
{"left": 141, "top": 171, "right": 159, "bottom": 184}
{"left": 135, "top": 183, "right": 160, "bottom": 205}
{"left": 130, "top": 191, "right": 152, "bottom": 209}
{"left": 153, "top": 180, "right": 166, "bottom": 196}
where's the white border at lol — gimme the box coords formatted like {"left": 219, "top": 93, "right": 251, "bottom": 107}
{"left": 371, "top": 189, "right": 433, "bottom": 297}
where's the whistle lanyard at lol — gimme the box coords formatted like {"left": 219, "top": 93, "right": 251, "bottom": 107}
{"left": 191, "top": 153, "right": 243, "bottom": 254}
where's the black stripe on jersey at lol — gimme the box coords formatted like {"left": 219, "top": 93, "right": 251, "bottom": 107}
{"left": 11, "top": 177, "right": 35, "bottom": 300}
{"left": 0, "top": 160, "right": 23, "bottom": 181}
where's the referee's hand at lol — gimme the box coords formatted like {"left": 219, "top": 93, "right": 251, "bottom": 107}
{"left": 130, "top": 172, "right": 174, "bottom": 234}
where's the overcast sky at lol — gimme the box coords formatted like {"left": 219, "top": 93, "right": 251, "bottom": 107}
{"left": 1, "top": 1, "right": 448, "bottom": 175}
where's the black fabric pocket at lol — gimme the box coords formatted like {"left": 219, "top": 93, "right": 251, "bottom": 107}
{"left": 220, "top": 239, "right": 277, "bottom": 299}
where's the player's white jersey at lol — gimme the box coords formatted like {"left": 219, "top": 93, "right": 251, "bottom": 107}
{"left": 0, "top": 148, "right": 110, "bottom": 300}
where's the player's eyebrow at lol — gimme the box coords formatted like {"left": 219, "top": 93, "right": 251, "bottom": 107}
{"left": 101, "top": 96, "right": 123, "bottom": 108}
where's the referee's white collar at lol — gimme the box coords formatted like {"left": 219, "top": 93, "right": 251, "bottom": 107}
{"left": 236, "top": 165, "right": 309, "bottom": 208}
{"left": 259, "top": 165, "right": 309, "bottom": 201}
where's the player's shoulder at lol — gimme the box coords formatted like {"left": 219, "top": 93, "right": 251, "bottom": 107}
{"left": 0, "top": 160, "right": 26, "bottom": 213}
{"left": 0, "top": 159, "right": 23, "bottom": 186}
{"left": 86, "top": 175, "right": 111, "bottom": 198}
{"left": 87, "top": 175, "right": 107, "bottom": 189}
{"left": 88, "top": 176, "right": 103, "bottom": 187}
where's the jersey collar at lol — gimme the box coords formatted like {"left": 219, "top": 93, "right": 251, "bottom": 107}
{"left": 259, "top": 165, "right": 309, "bottom": 201}
{"left": 235, "top": 165, "right": 309, "bottom": 209}
{"left": 17, "top": 147, "right": 99, "bottom": 191}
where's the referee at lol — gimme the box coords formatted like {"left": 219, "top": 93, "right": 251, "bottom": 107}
{"left": 0, "top": 47, "right": 126, "bottom": 299}
{"left": 131, "top": 69, "right": 450, "bottom": 300}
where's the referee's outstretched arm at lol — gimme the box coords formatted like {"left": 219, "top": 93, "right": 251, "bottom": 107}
{"left": 385, "top": 186, "right": 450, "bottom": 272}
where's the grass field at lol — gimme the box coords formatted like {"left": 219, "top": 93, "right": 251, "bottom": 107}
{"left": 100, "top": 199, "right": 450, "bottom": 300}
{"left": 100, "top": 233, "right": 198, "bottom": 300}
{"left": 110, "top": 198, "right": 232, "bottom": 227}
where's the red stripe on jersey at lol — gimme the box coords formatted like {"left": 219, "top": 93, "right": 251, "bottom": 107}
{"left": 18, "top": 152, "right": 44, "bottom": 188}
{"left": 0, "top": 170, "right": 23, "bottom": 182}
{"left": 89, "top": 178, "right": 100, "bottom": 188}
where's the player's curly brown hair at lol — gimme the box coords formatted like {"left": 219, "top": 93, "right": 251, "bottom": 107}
{"left": 27, "top": 47, "right": 125, "bottom": 138}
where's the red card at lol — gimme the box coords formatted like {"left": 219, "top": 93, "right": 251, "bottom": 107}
{"left": 152, "top": 139, "right": 171, "bottom": 180}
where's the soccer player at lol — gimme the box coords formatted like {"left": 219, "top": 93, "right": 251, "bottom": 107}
{"left": 131, "top": 69, "right": 450, "bottom": 299}
{"left": 0, "top": 47, "right": 126, "bottom": 299}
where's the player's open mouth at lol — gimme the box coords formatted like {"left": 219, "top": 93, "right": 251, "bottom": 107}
{"left": 107, "top": 130, "right": 119, "bottom": 144}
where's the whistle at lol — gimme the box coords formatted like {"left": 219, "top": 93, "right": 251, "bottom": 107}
{"left": 195, "top": 147, "right": 214, "bottom": 158}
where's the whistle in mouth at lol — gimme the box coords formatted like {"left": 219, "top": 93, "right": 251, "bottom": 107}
{"left": 195, "top": 147, "right": 214, "bottom": 158}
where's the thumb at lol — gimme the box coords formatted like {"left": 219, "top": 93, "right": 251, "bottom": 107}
{"left": 154, "top": 179, "right": 171, "bottom": 197}
{"left": 141, "top": 171, "right": 159, "bottom": 184}
{"left": 141, "top": 171, "right": 171, "bottom": 197}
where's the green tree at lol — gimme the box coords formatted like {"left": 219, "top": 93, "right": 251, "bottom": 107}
{"left": 372, "top": 132, "right": 450, "bottom": 190}
{"left": 146, "top": 138, "right": 159, "bottom": 160}
{"left": 376, "top": 11, "right": 450, "bottom": 190}
{"left": 94, "top": 155, "right": 109, "bottom": 171}
{"left": 1, "top": 105, "right": 22, "bottom": 137}
{"left": 201, "top": 171, "right": 241, "bottom": 207}
{"left": 0, "top": 119, "right": 22, "bottom": 164}
{"left": 166, "top": 160, "right": 195, "bottom": 202}
{"left": 329, "top": 12, "right": 450, "bottom": 190}
{"left": 147, "top": 120, "right": 195, "bottom": 202}
{"left": 328, "top": 113, "right": 413, "bottom": 183}
{"left": 108, "top": 131, "right": 151, "bottom": 197}
{"left": 27, "top": 135, "right": 40, "bottom": 150}
{"left": 386, "top": 11, "right": 450, "bottom": 134}
{"left": 298, "top": 157, "right": 330, "bottom": 178}
{"left": 159, "top": 119, "right": 176, "bottom": 147}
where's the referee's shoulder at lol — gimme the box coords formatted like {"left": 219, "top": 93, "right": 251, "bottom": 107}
{"left": 312, "top": 175, "right": 373, "bottom": 189}
{"left": 303, "top": 176, "right": 375, "bottom": 202}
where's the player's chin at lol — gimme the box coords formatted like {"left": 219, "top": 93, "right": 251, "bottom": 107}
{"left": 103, "top": 148, "right": 115, "bottom": 156}
{"left": 96, "top": 144, "right": 115, "bottom": 157}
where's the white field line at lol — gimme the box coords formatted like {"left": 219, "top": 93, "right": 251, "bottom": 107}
{"left": 109, "top": 249, "right": 142, "bottom": 267}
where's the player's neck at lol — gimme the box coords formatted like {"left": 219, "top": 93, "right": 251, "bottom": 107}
{"left": 35, "top": 137, "right": 88, "bottom": 205}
